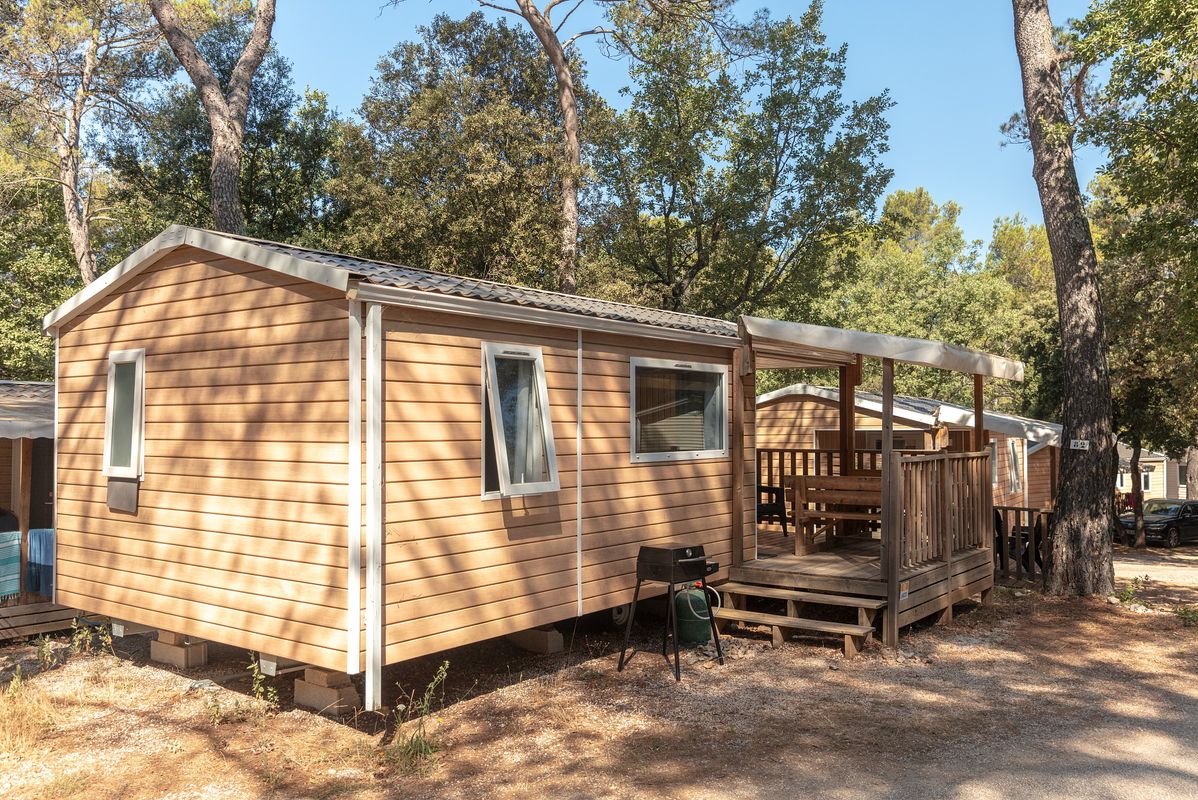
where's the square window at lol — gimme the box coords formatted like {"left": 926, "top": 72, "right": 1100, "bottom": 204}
{"left": 630, "top": 358, "right": 727, "bottom": 463}
{"left": 481, "top": 343, "right": 559, "bottom": 497}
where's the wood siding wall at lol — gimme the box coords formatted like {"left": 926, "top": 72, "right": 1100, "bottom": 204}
{"left": 1026, "top": 447, "right": 1056, "bottom": 510}
{"left": 55, "top": 247, "right": 350, "bottom": 670}
{"left": 1, "top": 438, "right": 11, "bottom": 513}
{"left": 380, "top": 309, "right": 746, "bottom": 665}
{"left": 755, "top": 395, "right": 925, "bottom": 451}
{"left": 756, "top": 394, "right": 1051, "bottom": 509}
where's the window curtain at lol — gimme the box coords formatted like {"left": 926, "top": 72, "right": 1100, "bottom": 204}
{"left": 495, "top": 358, "right": 544, "bottom": 485}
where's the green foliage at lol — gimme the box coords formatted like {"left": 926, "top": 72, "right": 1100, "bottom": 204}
{"left": 388, "top": 660, "right": 449, "bottom": 774}
{"left": 103, "top": 18, "right": 341, "bottom": 244}
{"left": 326, "top": 13, "right": 593, "bottom": 289}
{"left": 1174, "top": 605, "right": 1198, "bottom": 627}
{"left": 1113, "top": 574, "right": 1151, "bottom": 605}
{"left": 1074, "top": 1, "right": 1198, "bottom": 459}
{"left": 68, "top": 619, "right": 112, "bottom": 656}
{"left": 591, "top": 2, "right": 892, "bottom": 317}
{"left": 247, "top": 652, "right": 279, "bottom": 708}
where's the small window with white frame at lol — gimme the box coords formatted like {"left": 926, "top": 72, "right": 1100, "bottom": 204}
{"left": 988, "top": 441, "right": 999, "bottom": 487}
{"left": 1007, "top": 439, "right": 1022, "bottom": 493}
{"left": 481, "top": 342, "right": 559, "bottom": 498}
{"left": 630, "top": 357, "right": 728, "bottom": 463}
{"left": 103, "top": 349, "right": 145, "bottom": 479}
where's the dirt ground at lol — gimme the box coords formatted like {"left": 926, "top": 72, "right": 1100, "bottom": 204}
{"left": 1, "top": 546, "right": 1196, "bottom": 800}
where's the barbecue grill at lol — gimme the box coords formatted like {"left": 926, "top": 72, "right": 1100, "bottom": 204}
{"left": 617, "top": 543, "right": 725, "bottom": 680}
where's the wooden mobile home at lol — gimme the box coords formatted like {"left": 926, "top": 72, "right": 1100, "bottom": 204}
{"left": 0, "top": 381, "right": 74, "bottom": 639}
{"left": 44, "top": 226, "right": 1024, "bottom": 709}
{"left": 755, "top": 383, "right": 1062, "bottom": 511}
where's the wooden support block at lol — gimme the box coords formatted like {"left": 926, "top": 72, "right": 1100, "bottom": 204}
{"left": 980, "top": 587, "right": 994, "bottom": 607}
{"left": 506, "top": 624, "right": 564, "bottom": 654}
{"left": 294, "top": 678, "right": 360, "bottom": 715}
{"left": 111, "top": 620, "right": 155, "bottom": 638}
{"left": 770, "top": 625, "right": 784, "bottom": 648}
{"left": 260, "top": 655, "right": 305, "bottom": 677}
{"left": 937, "top": 604, "right": 954, "bottom": 625}
{"left": 844, "top": 634, "right": 861, "bottom": 659}
{"left": 150, "top": 639, "right": 208, "bottom": 669}
{"left": 156, "top": 630, "right": 188, "bottom": 646}
{"left": 303, "top": 667, "right": 352, "bottom": 688}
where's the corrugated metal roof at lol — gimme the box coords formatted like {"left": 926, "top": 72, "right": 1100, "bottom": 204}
{"left": 0, "top": 381, "right": 54, "bottom": 439}
{"left": 229, "top": 235, "right": 740, "bottom": 339}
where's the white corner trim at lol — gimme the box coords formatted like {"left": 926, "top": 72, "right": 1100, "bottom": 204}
{"left": 43, "top": 225, "right": 351, "bottom": 332}
{"left": 364, "top": 302, "right": 384, "bottom": 710}
{"left": 576, "top": 329, "right": 583, "bottom": 616}
{"left": 346, "top": 301, "right": 363, "bottom": 676}
{"left": 52, "top": 335, "right": 59, "bottom": 607}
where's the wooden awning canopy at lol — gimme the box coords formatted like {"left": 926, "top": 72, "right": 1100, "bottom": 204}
{"left": 739, "top": 316, "right": 1025, "bottom": 381}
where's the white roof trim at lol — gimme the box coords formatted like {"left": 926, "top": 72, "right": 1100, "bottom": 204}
{"left": 756, "top": 383, "right": 938, "bottom": 426}
{"left": 757, "top": 382, "right": 1062, "bottom": 445}
{"left": 43, "top": 225, "right": 351, "bottom": 332}
{"left": 741, "top": 316, "right": 1024, "bottom": 381}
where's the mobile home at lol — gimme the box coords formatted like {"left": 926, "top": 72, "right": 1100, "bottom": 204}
{"left": 44, "top": 226, "right": 1022, "bottom": 708}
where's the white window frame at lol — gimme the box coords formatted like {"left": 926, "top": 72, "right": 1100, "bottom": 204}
{"left": 629, "top": 356, "right": 729, "bottom": 464}
{"left": 1007, "top": 439, "right": 1022, "bottom": 493}
{"left": 1141, "top": 468, "right": 1152, "bottom": 491}
{"left": 102, "top": 348, "right": 145, "bottom": 479}
{"left": 480, "top": 342, "right": 559, "bottom": 499}
{"left": 1116, "top": 470, "right": 1126, "bottom": 489}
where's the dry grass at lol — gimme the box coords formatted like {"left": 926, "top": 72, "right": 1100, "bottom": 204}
{"left": 0, "top": 547, "right": 1196, "bottom": 799}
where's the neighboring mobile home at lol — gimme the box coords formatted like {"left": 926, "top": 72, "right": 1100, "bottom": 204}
{"left": 1116, "top": 444, "right": 1185, "bottom": 501}
{"left": 44, "top": 226, "right": 1022, "bottom": 708}
{"left": 755, "top": 383, "right": 1062, "bottom": 510}
{"left": 0, "top": 381, "right": 74, "bottom": 639}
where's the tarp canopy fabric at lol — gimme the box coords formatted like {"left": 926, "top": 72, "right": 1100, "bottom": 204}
{"left": 741, "top": 317, "right": 1025, "bottom": 381}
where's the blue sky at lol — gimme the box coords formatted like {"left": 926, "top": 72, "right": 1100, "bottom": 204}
{"left": 273, "top": 0, "right": 1100, "bottom": 249}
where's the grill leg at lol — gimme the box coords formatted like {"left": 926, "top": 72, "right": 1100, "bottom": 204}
{"left": 617, "top": 579, "right": 642, "bottom": 672}
{"left": 662, "top": 584, "right": 672, "bottom": 657}
{"left": 668, "top": 583, "right": 681, "bottom": 682}
{"left": 700, "top": 577, "right": 724, "bottom": 666}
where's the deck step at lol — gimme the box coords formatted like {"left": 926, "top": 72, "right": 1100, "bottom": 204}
{"left": 719, "top": 582, "right": 886, "bottom": 610}
{"left": 714, "top": 607, "right": 873, "bottom": 638}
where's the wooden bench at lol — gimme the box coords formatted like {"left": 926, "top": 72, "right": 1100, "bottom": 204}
{"left": 790, "top": 475, "right": 883, "bottom": 554}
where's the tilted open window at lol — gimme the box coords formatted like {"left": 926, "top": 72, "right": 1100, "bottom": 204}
{"left": 1007, "top": 439, "right": 1022, "bottom": 493}
{"left": 630, "top": 357, "right": 728, "bottom": 463}
{"left": 103, "top": 349, "right": 145, "bottom": 479}
{"left": 482, "top": 343, "right": 559, "bottom": 497}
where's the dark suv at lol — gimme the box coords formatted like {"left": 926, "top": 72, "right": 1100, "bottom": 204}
{"left": 1119, "top": 499, "right": 1198, "bottom": 548}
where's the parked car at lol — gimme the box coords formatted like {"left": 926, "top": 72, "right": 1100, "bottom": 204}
{"left": 1118, "top": 499, "right": 1198, "bottom": 548}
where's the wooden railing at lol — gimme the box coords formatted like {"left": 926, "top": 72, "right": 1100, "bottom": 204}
{"left": 885, "top": 451, "right": 993, "bottom": 571}
{"left": 756, "top": 447, "right": 939, "bottom": 491}
{"left": 994, "top": 506, "right": 1053, "bottom": 585}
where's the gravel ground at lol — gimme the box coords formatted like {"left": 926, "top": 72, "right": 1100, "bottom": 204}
{"left": 0, "top": 546, "right": 1195, "bottom": 800}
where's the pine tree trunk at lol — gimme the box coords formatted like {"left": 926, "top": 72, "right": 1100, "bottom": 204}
{"left": 209, "top": 120, "right": 247, "bottom": 235}
{"left": 57, "top": 154, "right": 97, "bottom": 284}
{"left": 516, "top": 1, "right": 579, "bottom": 294}
{"left": 1130, "top": 438, "right": 1145, "bottom": 548}
{"left": 1186, "top": 444, "right": 1198, "bottom": 498}
{"left": 1012, "top": 0, "right": 1115, "bottom": 595}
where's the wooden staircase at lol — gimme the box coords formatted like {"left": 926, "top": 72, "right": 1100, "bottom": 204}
{"left": 713, "top": 581, "right": 885, "bottom": 658}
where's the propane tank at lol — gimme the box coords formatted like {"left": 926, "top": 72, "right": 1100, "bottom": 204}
{"left": 673, "top": 586, "right": 712, "bottom": 644}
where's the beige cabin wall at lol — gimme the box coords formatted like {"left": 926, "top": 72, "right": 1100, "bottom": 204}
{"left": 0, "top": 438, "right": 11, "bottom": 512}
{"left": 55, "top": 247, "right": 351, "bottom": 670}
{"left": 755, "top": 395, "right": 927, "bottom": 452}
{"left": 1026, "top": 447, "right": 1055, "bottom": 510}
{"left": 379, "top": 308, "right": 744, "bottom": 665}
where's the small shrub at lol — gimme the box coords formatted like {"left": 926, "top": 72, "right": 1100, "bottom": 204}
{"left": 205, "top": 694, "right": 251, "bottom": 726}
{"left": 34, "top": 635, "right": 56, "bottom": 669}
{"left": 1113, "top": 574, "right": 1152, "bottom": 605}
{"left": 1174, "top": 605, "right": 1198, "bottom": 627}
{"left": 247, "top": 652, "right": 279, "bottom": 709}
{"left": 69, "top": 619, "right": 113, "bottom": 656}
{"left": 388, "top": 660, "right": 449, "bottom": 773}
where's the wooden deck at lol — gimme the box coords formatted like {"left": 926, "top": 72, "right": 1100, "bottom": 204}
{"left": 733, "top": 528, "right": 994, "bottom": 631}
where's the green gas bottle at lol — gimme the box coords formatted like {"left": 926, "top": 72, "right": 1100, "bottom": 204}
{"left": 674, "top": 586, "right": 713, "bottom": 644}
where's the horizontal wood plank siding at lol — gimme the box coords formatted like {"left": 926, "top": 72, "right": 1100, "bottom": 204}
{"left": 381, "top": 309, "right": 738, "bottom": 664}
{"left": 55, "top": 247, "right": 349, "bottom": 670}
{"left": 755, "top": 395, "right": 926, "bottom": 451}
{"left": 0, "top": 602, "right": 76, "bottom": 641}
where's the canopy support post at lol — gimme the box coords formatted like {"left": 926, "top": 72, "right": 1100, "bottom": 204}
{"left": 973, "top": 374, "right": 987, "bottom": 451}
{"left": 838, "top": 364, "right": 856, "bottom": 476}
